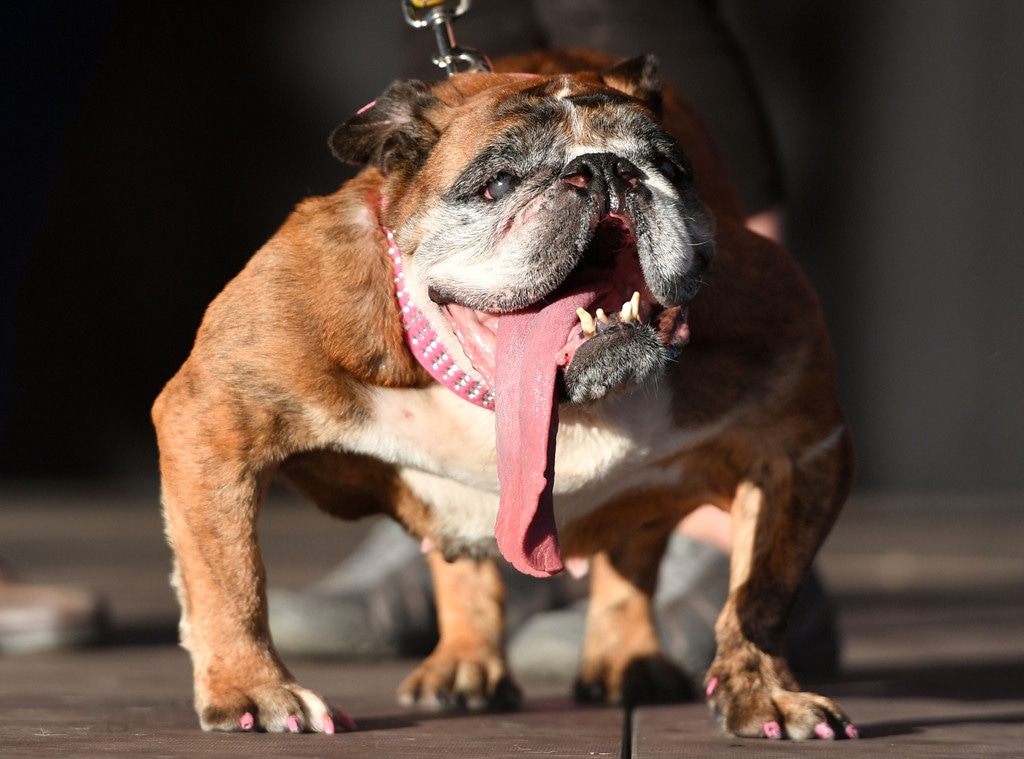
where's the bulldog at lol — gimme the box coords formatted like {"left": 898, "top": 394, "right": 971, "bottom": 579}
{"left": 153, "top": 51, "right": 856, "bottom": 740}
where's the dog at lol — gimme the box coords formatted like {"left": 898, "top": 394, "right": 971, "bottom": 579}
{"left": 153, "top": 50, "right": 856, "bottom": 740}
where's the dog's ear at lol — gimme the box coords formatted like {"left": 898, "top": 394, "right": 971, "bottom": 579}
{"left": 601, "top": 54, "right": 662, "bottom": 115}
{"left": 330, "top": 79, "right": 441, "bottom": 174}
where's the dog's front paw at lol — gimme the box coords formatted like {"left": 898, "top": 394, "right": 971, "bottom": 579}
{"left": 704, "top": 648, "right": 857, "bottom": 740}
{"left": 397, "top": 648, "right": 521, "bottom": 711}
{"left": 198, "top": 681, "right": 354, "bottom": 734}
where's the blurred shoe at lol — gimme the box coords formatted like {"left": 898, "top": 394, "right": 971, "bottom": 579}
{"left": 0, "top": 565, "right": 107, "bottom": 654}
{"left": 268, "top": 520, "right": 436, "bottom": 657}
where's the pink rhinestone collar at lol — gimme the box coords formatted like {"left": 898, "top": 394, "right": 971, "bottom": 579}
{"left": 384, "top": 226, "right": 496, "bottom": 410}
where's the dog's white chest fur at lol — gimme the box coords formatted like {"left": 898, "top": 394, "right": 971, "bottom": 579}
{"left": 348, "top": 383, "right": 694, "bottom": 547}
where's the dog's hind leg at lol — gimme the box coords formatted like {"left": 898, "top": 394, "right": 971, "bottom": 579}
{"left": 704, "top": 454, "right": 857, "bottom": 740}
{"left": 574, "top": 517, "right": 693, "bottom": 706}
{"left": 396, "top": 551, "right": 520, "bottom": 710}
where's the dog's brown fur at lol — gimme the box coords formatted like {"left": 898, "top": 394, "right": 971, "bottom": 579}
{"left": 154, "top": 51, "right": 854, "bottom": 739}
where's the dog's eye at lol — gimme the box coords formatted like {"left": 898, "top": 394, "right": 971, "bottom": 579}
{"left": 482, "top": 172, "right": 518, "bottom": 200}
{"left": 656, "top": 159, "right": 678, "bottom": 181}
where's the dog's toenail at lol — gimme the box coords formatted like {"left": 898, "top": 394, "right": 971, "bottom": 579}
{"left": 239, "top": 712, "right": 254, "bottom": 731}
{"left": 763, "top": 721, "right": 782, "bottom": 739}
{"left": 287, "top": 715, "right": 300, "bottom": 733}
{"left": 705, "top": 677, "right": 718, "bottom": 697}
{"left": 336, "top": 711, "right": 357, "bottom": 731}
{"left": 814, "top": 721, "right": 835, "bottom": 740}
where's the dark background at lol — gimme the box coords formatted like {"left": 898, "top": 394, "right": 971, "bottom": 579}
{"left": 2, "top": 1, "right": 1022, "bottom": 495}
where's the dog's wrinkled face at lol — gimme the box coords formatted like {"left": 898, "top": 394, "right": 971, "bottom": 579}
{"left": 332, "top": 57, "right": 715, "bottom": 577}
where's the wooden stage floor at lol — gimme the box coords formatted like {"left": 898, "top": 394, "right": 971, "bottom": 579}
{"left": 2, "top": 487, "right": 1022, "bottom": 757}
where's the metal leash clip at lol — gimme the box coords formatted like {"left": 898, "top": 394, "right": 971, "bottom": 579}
{"left": 403, "top": 0, "right": 492, "bottom": 77}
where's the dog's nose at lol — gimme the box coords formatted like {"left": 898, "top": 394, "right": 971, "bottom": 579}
{"left": 561, "top": 153, "right": 643, "bottom": 214}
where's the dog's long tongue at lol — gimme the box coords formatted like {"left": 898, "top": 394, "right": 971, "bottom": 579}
{"left": 494, "top": 288, "right": 601, "bottom": 577}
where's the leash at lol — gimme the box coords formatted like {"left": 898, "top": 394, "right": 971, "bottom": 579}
{"left": 403, "top": 0, "right": 492, "bottom": 77}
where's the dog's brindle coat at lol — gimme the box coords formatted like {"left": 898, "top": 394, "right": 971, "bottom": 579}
{"left": 154, "top": 52, "right": 855, "bottom": 739}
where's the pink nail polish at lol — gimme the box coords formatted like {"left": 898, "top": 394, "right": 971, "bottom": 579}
{"left": 322, "top": 714, "right": 335, "bottom": 734}
{"left": 287, "top": 714, "right": 300, "bottom": 733}
{"left": 763, "top": 721, "right": 782, "bottom": 739}
{"left": 845, "top": 723, "right": 860, "bottom": 739}
{"left": 239, "top": 712, "right": 255, "bottom": 731}
{"left": 705, "top": 677, "right": 718, "bottom": 697}
{"left": 815, "top": 721, "right": 835, "bottom": 740}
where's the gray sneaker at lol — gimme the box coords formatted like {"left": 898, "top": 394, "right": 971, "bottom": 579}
{"left": 268, "top": 520, "right": 436, "bottom": 658}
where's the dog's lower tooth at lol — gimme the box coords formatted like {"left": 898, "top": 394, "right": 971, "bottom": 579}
{"left": 577, "top": 307, "right": 597, "bottom": 337}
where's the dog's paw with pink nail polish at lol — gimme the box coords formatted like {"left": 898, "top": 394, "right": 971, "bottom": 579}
{"left": 704, "top": 646, "right": 854, "bottom": 740}
{"left": 198, "top": 680, "right": 343, "bottom": 733}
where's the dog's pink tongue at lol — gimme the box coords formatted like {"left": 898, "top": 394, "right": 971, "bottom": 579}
{"left": 494, "top": 289, "right": 600, "bottom": 577}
